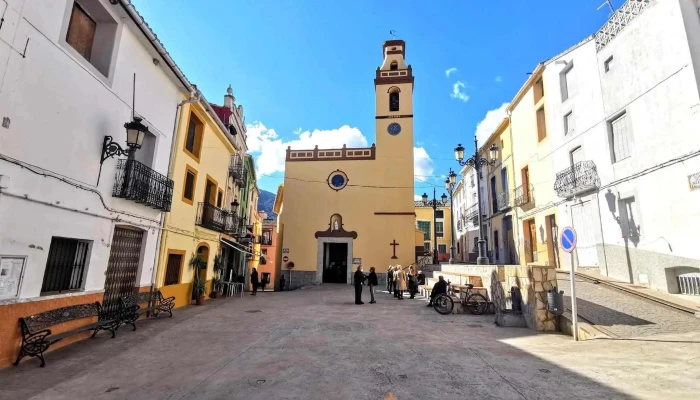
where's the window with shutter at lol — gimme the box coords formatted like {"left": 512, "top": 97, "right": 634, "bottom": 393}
{"left": 66, "top": 3, "right": 96, "bottom": 61}
{"left": 611, "top": 113, "right": 632, "bottom": 162}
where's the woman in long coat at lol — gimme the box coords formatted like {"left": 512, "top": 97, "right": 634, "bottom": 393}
{"left": 387, "top": 265, "right": 395, "bottom": 294}
{"left": 396, "top": 265, "right": 407, "bottom": 300}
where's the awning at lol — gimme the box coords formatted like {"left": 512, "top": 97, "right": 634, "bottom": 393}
{"left": 221, "top": 237, "right": 258, "bottom": 257}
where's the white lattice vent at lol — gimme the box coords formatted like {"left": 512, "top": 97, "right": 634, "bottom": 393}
{"left": 595, "top": 0, "right": 651, "bottom": 52}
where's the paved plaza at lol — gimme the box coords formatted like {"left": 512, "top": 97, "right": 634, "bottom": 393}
{"left": 557, "top": 273, "right": 700, "bottom": 339}
{"left": 1, "top": 285, "right": 700, "bottom": 399}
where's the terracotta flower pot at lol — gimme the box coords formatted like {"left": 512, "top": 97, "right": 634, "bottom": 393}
{"left": 196, "top": 296, "right": 205, "bottom": 306}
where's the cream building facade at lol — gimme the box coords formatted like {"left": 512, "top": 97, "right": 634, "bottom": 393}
{"left": 277, "top": 40, "right": 416, "bottom": 288}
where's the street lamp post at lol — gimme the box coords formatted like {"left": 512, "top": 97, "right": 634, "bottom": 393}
{"left": 445, "top": 169, "right": 457, "bottom": 264}
{"left": 454, "top": 136, "right": 499, "bottom": 265}
{"left": 421, "top": 188, "right": 447, "bottom": 265}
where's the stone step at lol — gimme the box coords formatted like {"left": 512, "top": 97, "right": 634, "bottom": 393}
{"left": 428, "top": 272, "right": 483, "bottom": 287}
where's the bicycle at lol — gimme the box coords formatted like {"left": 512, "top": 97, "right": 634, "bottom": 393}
{"left": 433, "top": 280, "right": 489, "bottom": 315}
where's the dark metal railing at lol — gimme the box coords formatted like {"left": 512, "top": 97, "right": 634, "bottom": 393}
{"left": 261, "top": 238, "right": 273, "bottom": 246}
{"left": 514, "top": 185, "right": 531, "bottom": 206}
{"left": 113, "top": 159, "right": 174, "bottom": 211}
{"left": 497, "top": 191, "right": 510, "bottom": 210}
{"left": 196, "top": 202, "right": 229, "bottom": 232}
{"left": 466, "top": 203, "right": 478, "bottom": 221}
{"left": 224, "top": 212, "right": 240, "bottom": 235}
{"left": 229, "top": 154, "right": 248, "bottom": 186}
{"left": 554, "top": 161, "right": 600, "bottom": 198}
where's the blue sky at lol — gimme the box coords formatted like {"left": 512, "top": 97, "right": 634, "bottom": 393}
{"left": 132, "top": 0, "right": 623, "bottom": 196}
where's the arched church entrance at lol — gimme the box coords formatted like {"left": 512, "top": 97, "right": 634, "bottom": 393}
{"left": 315, "top": 214, "right": 358, "bottom": 284}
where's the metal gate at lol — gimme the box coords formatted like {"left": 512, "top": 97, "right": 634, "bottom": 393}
{"left": 102, "top": 227, "right": 144, "bottom": 314}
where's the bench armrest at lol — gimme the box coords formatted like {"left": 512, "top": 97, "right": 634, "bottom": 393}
{"left": 23, "top": 328, "right": 51, "bottom": 342}
{"left": 160, "top": 296, "right": 175, "bottom": 305}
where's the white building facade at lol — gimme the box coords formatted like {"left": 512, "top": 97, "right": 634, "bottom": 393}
{"left": 453, "top": 165, "right": 483, "bottom": 263}
{"left": 0, "top": 0, "right": 192, "bottom": 312}
{"left": 547, "top": 0, "right": 700, "bottom": 293}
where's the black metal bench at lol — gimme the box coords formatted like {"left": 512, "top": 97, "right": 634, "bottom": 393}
{"left": 15, "top": 302, "right": 118, "bottom": 367}
{"left": 118, "top": 290, "right": 174, "bottom": 331}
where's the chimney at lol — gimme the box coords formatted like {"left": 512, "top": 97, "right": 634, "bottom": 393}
{"left": 224, "top": 84, "right": 235, "bottom": 111}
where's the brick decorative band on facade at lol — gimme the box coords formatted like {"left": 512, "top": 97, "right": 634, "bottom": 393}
{"left": 286, "top": 144, "right": 376, "bottom": 162}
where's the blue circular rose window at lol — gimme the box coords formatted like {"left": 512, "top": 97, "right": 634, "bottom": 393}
{"left": 327, "top": 170, "right": 348, "bottom": 191}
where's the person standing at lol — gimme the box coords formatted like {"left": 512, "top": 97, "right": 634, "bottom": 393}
{"left": 251, "top": 268, "right": 259, "bottom": 296}
{"left": 367, "top": 267, "right": 378, "bottom": 304}
{"left": 387, "top": 265, "right": 394, "bottom": 293}
{"left": 354, "top": 265, "right": 365, "bottom": 305}
{"left": 393, "top": 267, "right": 400, "bottom": 298}
{"left": 280, "top": 274, "right": 286, "bottom": 291}
{"left": 417, "top": 270, "right": 426, "bottom": 286}
{"left": 396, "top": 265, "right": 407, "bottom": 300}
{"left": 407, "top": 265, "right": 417, "bottom": 299}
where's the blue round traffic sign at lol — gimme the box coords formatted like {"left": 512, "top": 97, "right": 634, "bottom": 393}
{"left": 560, "top": 227, "right": 577, "bottom": 253}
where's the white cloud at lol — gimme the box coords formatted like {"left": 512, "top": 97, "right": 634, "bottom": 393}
{"left": 474, "top": 103, "right": 510, "bottom": 146}
{"left": 247, "top": 123, "right": 436, "bottom": 183}
{"left": 246, "top": 122, "right": 368, "bottom": 176}
{"left": 414, "top": 146, "right": 434, "bottom": 179}
{"left": 450, "top": 81, "right": 470, "bottom": 102}
{"left": 495, "top": 76, "right": 503, "bottom": 83}
{"left": 445, "top": 67, "right": 458, "bottom": 77}
{"left": 414, "top": 194, "right": 422, "bottom": 201}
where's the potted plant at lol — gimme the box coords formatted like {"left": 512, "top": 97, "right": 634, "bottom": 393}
{"left": 210, "top": 254, "right": 224, "bottom": 298}
{"left": 193, "top": 277, "right": 206, "bottom": 305}
{"left": 190, "top": 254, "right": 207, "bottom": 305}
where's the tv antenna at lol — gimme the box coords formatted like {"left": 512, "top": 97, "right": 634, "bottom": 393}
{"left": 597, "top": 0, "right": 614, "bottom": 16}
{"left": 389, "top": 30, "right": 397, "bottom": 39}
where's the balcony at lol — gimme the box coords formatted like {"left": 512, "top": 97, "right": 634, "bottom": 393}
{"left": 223, "top": 212, "right": 240, "bottom": 236}
{"left": 261, "top": 237, "right": 273, "bottom": 246}
{"left": 497, "top": 191, "right": 510, "bottom": 211}
{"left": 113, "top": 159, "right": 174, "bottom": 212}
{"left": 466, "top": 203, "right": 478, "bottom": 221}
{"left": 514, "top": 185, "right": 531, "bottom": 207}
{"left": 554, "top": 161, "right": 601, "bottom": 198}
{"left": 196, "top": 203, "right": 229, "bottom": 232}
{"left": 228, "top": 154, "right": 247, "bottom": 186}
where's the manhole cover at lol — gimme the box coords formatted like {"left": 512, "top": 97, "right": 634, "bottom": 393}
{"left": 245, "top": 310, "right": 262, "bottom": 313}
{"left": 467, "top": 324, "right": 483, "bottom": 328}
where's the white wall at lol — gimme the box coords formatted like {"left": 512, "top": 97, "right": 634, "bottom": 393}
{"left": 0, "top": 0, "right": 186, "bottom": 300}
{"left": 546, "top": 0, "right": 700, "bottom": 291}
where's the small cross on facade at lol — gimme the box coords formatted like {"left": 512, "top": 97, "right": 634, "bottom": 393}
{"left": 390, "top": 240, "right": 399, "bottom": 259}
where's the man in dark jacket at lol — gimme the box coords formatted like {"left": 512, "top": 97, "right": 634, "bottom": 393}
{"left": 417, "top": 270, "right": 426, "bottom": 286}
{"left": 251, "top": 268, "right": 259, "bottom": 296}
{"left": 426, "top": 276, "right": 448, "bottom": 307}
{"left": 354, "top": 265, "right": 365, "bottom": 305}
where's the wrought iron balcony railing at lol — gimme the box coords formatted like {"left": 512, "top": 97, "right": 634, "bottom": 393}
{"left": 261, "top": 237, "right": 273, "bottom": 246}
{"left": 554, "top": 161, "right": 601, "bottom": 198}
{"left": 514, "top": 184, "right": 531, "bottom": 207}
{"left": 465, "top": 203, "right": 478, "bottom": 221}
{"left": 196, "top": 203, "right": 229, "bottom": 232}
{"left": 228, "top": 154, "right": 247, "bottom": 186}
{"left": 457, "top": 219, "right": 462, "bottom": 231}
{"left": 223, "top": 212, "right": 240, "bottom": 236}
{"left": 497, "top": 191, "right": 510, "bottom": 211}
{"left": 113, "top": 159, "right": 174, "bottom": 212}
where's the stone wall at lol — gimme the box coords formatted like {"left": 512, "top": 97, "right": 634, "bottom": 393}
{"left": 439, "top": 264, "right": 558, "bottom": 332}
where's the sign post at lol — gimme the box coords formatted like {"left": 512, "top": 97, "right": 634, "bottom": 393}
{"left": 560, "top": 226, "right": 578, "bottom": 341}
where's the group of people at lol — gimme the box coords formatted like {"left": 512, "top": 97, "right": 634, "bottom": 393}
{"left": 352, "top": 264, "right": 428, "bottom": 305}
{"left": 387, "top": 264, "right": 425, "bottom": 299}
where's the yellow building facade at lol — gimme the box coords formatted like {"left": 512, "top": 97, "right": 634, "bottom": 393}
{"left": 509, "top": 65, "right": 561, "bottom": 268}
{"left": 414, "top": 204, "right": 452, "bottom": 262}
{"left": 156, "top": 99, "right": 239, "bottom": 308}
{"left": 277, "top": 40, "right": 416, "bottom": 288}
{"left": 482, "top": 119, "right": 520, "bottom": 265}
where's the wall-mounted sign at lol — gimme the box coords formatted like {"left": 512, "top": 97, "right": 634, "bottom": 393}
{"left": 282, "top": 248, "right": 290, "bottom": 254}
{"left": 689, "top": 172, "right": 700, "bottom": 191}
{"left": 0, "top": 257, "right": 25, "bottom": 300}
{"left": 352, "top": 258, "right": 362, "bottom": 264}
{"left": 282, "top": 256, "right": 289, "bottom": 262}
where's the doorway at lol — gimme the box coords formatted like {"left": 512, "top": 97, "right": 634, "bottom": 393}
{"left": 524, "top": 218, "right": 537, "bottom": 263}
{"left": 103, "top": 227, "right": 144, "bottom": 315}
{"left": 323, "top": 243, "right": 348, "bottom": 283}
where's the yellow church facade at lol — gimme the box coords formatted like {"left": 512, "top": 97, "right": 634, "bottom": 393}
{"left": 278, "top": 40, "right": 416, "bottom": 287}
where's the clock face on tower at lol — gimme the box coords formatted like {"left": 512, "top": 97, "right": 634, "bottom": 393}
{"left": 387, "top": 123, "right": 402, "bottom": 136}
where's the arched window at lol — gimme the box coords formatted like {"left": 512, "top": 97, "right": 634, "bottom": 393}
{"left": 389, "top": 87, "right": 400, "bottom": 112}
{"left": 390, "top": 61, "right": 398, "bottom": 70}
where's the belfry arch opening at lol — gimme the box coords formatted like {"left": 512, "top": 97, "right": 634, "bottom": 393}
{"left": 388, "top": 86, "right": 400, "bottom": 112}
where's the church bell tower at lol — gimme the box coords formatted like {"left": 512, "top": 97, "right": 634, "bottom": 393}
{"left": 374, "top": 40, "right": 415, "bottom": 189}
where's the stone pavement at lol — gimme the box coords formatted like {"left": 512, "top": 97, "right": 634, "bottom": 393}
{"left": 557, "top": 272, "right": 700, "bottom": 339}
{"left": 1, "top": 285, "right": 699, "bottom": 399}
